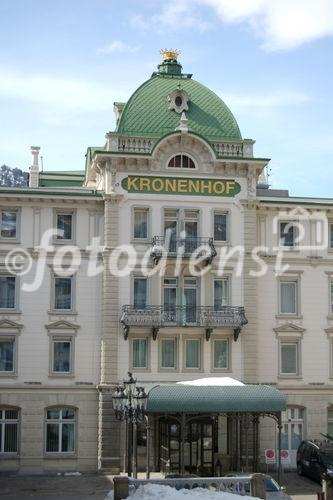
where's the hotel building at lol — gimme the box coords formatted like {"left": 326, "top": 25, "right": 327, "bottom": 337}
{"left": 0, "top": 51, "right": 333, "bottom": 474}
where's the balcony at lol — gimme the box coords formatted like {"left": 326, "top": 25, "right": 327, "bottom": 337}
{"left": 120, "top": 305, "right": 248, "bottom": 341}
{"left": 150, "top": 237, "right": 217, "bottom": 266}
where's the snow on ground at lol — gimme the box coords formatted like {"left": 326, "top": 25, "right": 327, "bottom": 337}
{"left": 122, "top": 483, "right": 255, "bottom": 500}
{"left": 177, "top": 377, "right": 244, "bottom": 386}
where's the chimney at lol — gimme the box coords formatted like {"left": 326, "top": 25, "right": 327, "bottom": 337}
{"left": 29, "top": 146, "right": 40, "bottom": 188}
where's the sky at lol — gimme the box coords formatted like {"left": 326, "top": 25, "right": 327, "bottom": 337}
{"left": 0, "top": 0, "right": 333, "bottom": 197}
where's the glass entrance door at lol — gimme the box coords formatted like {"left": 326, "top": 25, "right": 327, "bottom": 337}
{"left": 158, "top": 417, "right": 215, "bottom": 476}
{"left": 184, "top": 420, "right": 214, "bottom": 476}
{"left": 159, "top": 418, "right": 181, "bottom": 473}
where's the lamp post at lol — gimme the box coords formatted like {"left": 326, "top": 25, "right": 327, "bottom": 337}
{"left": 112, "top": 372, "right": 148, "bottom": 478}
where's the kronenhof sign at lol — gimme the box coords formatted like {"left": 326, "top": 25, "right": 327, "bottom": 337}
{"left": 122, "top": 175, "right": 241, "bottom": 197}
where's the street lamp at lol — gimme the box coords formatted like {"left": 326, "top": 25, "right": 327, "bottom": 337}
{"left": 112, "top": 372, "right": 148, "bottom": 478}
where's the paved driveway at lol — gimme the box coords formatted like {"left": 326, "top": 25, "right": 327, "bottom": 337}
{"left": 272, "top": 472, "right": 321, "bottom": 500}
{"left": 0, "top": 474, "right": 113, "bottom": 500}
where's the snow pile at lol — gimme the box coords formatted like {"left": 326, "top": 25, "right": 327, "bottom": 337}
{"left": 126, "top": 483, "right": 254, "bottom": 500}
{"left": 177, "top": 377, "right": 244, "bottom": 387}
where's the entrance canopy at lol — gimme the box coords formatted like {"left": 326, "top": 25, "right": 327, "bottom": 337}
{"left": 147, "top": 384, "right": 286, "bottom": 414}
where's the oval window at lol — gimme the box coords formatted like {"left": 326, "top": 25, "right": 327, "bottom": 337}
{"left": 175, "top": 95, "right": 183, "bottom": 108}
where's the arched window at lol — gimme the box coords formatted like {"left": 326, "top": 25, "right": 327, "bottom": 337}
{"left": 45, "top": 407, "right": 76, "bottom": 453}
{"left": 168, "top": 154, "right": 195, "bottom": 169}
{"left": 0, "top": 407, "right": 19, "bottom": 453}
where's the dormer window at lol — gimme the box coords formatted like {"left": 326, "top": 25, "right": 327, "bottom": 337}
{"left": 168, "top": 154, "right": 195, "bottom": 169}
{"left": 167, "top": 90, "right": 189, "bottom": 114}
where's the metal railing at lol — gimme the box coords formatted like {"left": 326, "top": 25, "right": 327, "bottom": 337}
{"left": 151, "top": 236, "right": 217, "bottom": 264}
{"left": 113, "top": 475, "right": 266, "bottom": 500}
{"left": 120, "top": 305, "right": 248, "bottom": 340}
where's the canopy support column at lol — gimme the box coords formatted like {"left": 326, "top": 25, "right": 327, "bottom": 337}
{"left": 255, "top": 416, "right": 260, "bottom": 472}
{"left": 180, "top": 413, "right": 186, "bottom": 475}
{"left": 236, "top": 414, "right": 241, "bottom": 471}
{"left": 277, "top": 414, "right": 282, "bottom": 485}
{"left": 146, "top": 415, "right": 151, "bottom": 479}
{"left": 244, "top": 414, "right": 249, "bottom": 473}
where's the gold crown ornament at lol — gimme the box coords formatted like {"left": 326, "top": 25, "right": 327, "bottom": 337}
{"left": 160, "top": 49, "right": 181, "bottom": 61}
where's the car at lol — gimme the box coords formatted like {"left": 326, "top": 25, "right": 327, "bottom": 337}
{"left": 297, "top": 440, "right": 333, "bottom": 483}
{"left": 224, "top": 473, "right": 291, "bottom": 500}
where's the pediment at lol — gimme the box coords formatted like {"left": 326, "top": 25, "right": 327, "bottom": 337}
{"left": 274, "top": 323, "right": 305, "bottom": 335}
{"left": 45, "top": 320, "right": 80, "bottom": 331}
{"left": 0, "top": 318, "right": 23, "bottom": 331}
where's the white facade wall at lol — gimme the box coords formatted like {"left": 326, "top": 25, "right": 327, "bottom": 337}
{"left": 0, "top": 199, "right": 103, "bottom": 472}
{"left": 116, "top": 173, "right": 248, "bottom": 384}
{"left": 257, "top": 206, "right": 333, "bottom": 466}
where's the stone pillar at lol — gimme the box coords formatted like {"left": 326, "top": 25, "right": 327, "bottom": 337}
{"left": 242, "top": 202, "right": 259, "bottom": 383}
{"left": 98, "top": 194, "right": 122, "bottom": 472}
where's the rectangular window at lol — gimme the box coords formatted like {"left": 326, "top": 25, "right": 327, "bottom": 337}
{"left": 54, "top": 277, "right": 72, "bottom": 310}
{"left": 56, "top": 213, "right": 73, "bottom": 241}
{"left": 280, "top": 221, "right": 297, "bottom": 247}
{"left": 330, "top": 280, "right": 333, "bottom": 316}
{"left": 0, "top": 409, "right": 18, "bottom": 453}
{"left": 213, "top": 339, "right": 229, "bottom": 370}
{"left": 214, "top": 279, "right": 229, "bottom": 309}
{"left": 0, "top": 211, "right": 17, "bottom": 239}
{"left": 161, "top": 338, "right": 176, "bottom": 369}
{"left": 46, "top": 408, "right": 75, "bottom": 453}
{"left": 0, "top": 339, "right": 14, "bottom": 373}
{"left": 330, "top": 223, "right": 333, "bottom": 249}
{"left": 280, "top": 342, "right": 298, "bottom": 375}
{"left": 185, "top": 339, "right": 201, "bottom": 369}
{"left": 133, "top": 278, "right": 147, "bottom": 309}
{"left": 132, "top": 338, "right": 148, "bottom": 369}
{"left": 280, "top": 281, "right": 298, "bottom": 315}
{"left": 52, "top": 339, "right": 71, "bottom": 373}
{"left": 0, "top": 276, "right": 16, "bottom": 309}
{"left": 214, "top": 212, "right": 227, "bottom": 242}
{"left": 133, "top": 209, "right": 148, "bottom": 239}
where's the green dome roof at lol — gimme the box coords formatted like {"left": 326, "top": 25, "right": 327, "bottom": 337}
{"left": 116, "top": 59, "right": 242, "bottom": 142}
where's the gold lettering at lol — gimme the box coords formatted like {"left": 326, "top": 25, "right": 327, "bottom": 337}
{"left": 165, "top": 178, "right": 177, "bottom": 192}
{"left": 177, "top": 179, "right": 188, "bottom": 192}
{"left": 200, "top": 179, "right": 212, "bottom": 194}
{"left": 188, "top": 179, "right": 200, "bottom": 193}
{"left": 127, "top": 176, "right": 138, "bottom": 191}
{"left": 226, "top": 180, "right": 236, "bottom": 194}
{"left": 126, "top": 176, "right": 238, "bottom": 196}
{"left": 151, "top": 178, "right": 164, "bottom": 192}
{"left": 139, "top": 177, "right": 151, "bottom": 191}
{"left": 213, "top": 181, "right": 225, "bottom": 194}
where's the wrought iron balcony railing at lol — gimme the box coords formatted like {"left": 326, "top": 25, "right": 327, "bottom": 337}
{"left": 120, "top": 305, "right": 247, "bottom": 341}
{"left": 150, "top": 236, "right": 217, "bottom": 265}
